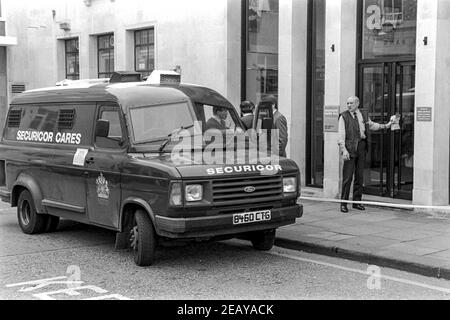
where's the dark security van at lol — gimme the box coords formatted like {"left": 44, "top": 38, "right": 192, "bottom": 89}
{"left": 0, "top": 72, "right": 302, "bottom": 266}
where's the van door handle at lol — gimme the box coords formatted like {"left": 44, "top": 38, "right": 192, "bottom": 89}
{"left": 85, "top": 157, "right": 95, "bottom": 165}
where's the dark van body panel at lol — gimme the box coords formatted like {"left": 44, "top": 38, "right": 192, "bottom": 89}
{"left": 0, "top": 143, "right": 90, "bottom": 223}
{"left": 1, "top": 80, "right": 302, "bottom": 259}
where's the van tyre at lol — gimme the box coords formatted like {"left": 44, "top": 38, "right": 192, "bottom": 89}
{"left": 130, "top": 209, "right": 157, "bottom": 266}
{"left": 17, "top": 190, "right": 48, "bottom": 234}
{"left": 251, "top": 229, "right": 276, "bottom": 251}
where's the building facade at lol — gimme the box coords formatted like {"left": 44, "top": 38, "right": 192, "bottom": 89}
{"left": 2, "top": 0, "right": 450, "bottom": 207}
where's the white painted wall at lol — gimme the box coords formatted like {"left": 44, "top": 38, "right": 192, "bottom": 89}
{"left": 323, "top": 0, "right": 357, "bottom": 199}
{"left": 278, "top": 0, "right": 308, "bottom": 186}
{"left": 4, "top": 0, "right": 240, "bottom": 108}
{"left": 413, "top": 0, "right": 450, "bottom": 205}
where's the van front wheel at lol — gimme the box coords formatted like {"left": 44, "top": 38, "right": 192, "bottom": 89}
{"left": 130, "top": 209, "right": 157, "bottom": 266}
{"left": 17, "top": 190, "right": 48, "bottom": 234}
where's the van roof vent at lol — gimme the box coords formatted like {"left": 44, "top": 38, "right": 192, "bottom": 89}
{"left": 11, "top": 84, "right": 26, "bottom": 94}
{"left": 7, "top": 109, "right": 22, "bottom": 128}
{"left": 146, "top": 70, "right": 181, "bottom": 85}
{"left": 58, "top": 109, "right": 75, "bottom": 130}
{"left": 109, "top": 71, "right": 142, "bottom": 83}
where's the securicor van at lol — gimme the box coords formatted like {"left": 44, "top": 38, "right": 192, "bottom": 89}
{"left": 0, "top": 71, "right": 302, "bottom": 266}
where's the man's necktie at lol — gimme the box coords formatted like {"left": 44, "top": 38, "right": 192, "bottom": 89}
{"left": 353, "top": 112, "right": 361, "bottom": 139}
{"left": 220, "top": 120, "right": 226, "bottom": 128}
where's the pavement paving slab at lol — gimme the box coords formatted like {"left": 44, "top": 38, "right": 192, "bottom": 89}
{"left": 276, "top": 199, "right": 450, "bottom": 280}
{"left": 335, "top": 235, "right": 400, "bottom": 249}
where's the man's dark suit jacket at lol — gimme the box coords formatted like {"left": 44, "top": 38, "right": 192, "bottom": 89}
{"left": 273, "top": 110, "right": 288, "bottom": 157}
{"left": 240, "top": 114, "right": 254, "bottom": 130}
{"left": 205, "top": 117, "right": 227, "bottom": 131}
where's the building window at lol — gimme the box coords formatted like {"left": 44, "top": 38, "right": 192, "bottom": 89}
{"left": 362, "top": 0, "right": 417, "bottom": 59}
{"left": 243, "top": 0, "right": 279, "bottom": 104}
{"left": 65, "top": 38, "right": 79, "bottom": 80}
{"left": 135, "top": 28, "right": 155, "bottom": 78}
{"left": 98, "top": 34, "right": 114, "bottom": 78}
{"left": 307, "top": 0, "right": 326, "bottom": 187}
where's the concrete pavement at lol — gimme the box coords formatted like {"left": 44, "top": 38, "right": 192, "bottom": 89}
{"left": 277, "top": 196, "right": 450, "bottom": 280}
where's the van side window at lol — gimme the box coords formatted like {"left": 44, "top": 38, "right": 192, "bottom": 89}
{"left": 4, "top": 104, "right": 95, "bottom": 146}
{"left": 6, "top": 109, "right": 22, "bottom": 128}
{"left": 95, "top": 108, "right": 124, "bottom": 149}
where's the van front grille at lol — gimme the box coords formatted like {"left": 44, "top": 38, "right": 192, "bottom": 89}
{"left": 212, "top": 175, "right": 283, "bottom": 207}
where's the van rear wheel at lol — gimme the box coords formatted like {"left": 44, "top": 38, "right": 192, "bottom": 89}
{"left": 251, "top": 229, "right": 276, "bottom": 251}
{"left": 17, "top": 190, "right": 48, "bottom": 234}
{"left": 130, "top": 209, "right": 157, "bottom": 266}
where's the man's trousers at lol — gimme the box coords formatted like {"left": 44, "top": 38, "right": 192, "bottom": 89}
{"left": 341, "top": 139, "right": 366, "bottom": 202}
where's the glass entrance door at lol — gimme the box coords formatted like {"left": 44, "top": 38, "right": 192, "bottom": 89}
{"left": 359, "top": 62, "right": 415, "bottom": 200}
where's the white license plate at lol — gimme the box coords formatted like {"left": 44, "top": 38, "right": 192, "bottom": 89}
{"left": 232, "top": 210, "right": 271, "bottom": 225}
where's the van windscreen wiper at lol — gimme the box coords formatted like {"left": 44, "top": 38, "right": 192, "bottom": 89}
{"left": 158, "top": 124, "right": 194, "bottom": 153}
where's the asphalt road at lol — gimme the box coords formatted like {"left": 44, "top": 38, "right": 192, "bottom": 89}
{"left": 1, "top": 206, "right": 450, "bottom": 300}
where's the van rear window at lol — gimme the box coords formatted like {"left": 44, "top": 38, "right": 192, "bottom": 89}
{"left": 3, "top": 104, "right": 95, "bottom": 146}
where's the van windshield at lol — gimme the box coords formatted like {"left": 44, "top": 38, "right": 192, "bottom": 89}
{"left": 129, "top": 101, "right": 244, "bottom": 145}
{"left": 129, "top": 102, "right": 195, "bottom": 144}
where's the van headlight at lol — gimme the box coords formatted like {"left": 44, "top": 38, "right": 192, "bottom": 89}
{"left": 169, "top": 182, "right": 182, "bottom": 206}
{"left": 283, "top": 177, "right": 297, "bottom": 193}
{"left": 185, "top": 184, "right": 203, "bottom": 202}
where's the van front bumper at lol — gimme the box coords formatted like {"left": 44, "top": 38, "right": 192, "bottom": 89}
{"left": 155, "top": 204, "right": 302, "bottom": 239}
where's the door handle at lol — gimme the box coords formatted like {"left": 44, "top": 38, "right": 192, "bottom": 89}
{"left": 85, "top": 157, "right": 95, "bottom": 165}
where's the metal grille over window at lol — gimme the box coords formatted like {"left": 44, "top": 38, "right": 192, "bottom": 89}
{"left": 58, "top": 109, "right": 75, "bottom": 130}
{"left": 7, "top": 110, "right": 22, "bottom": 128}
{"left": 11, "top": 84, "right": 26, "bottom": 94}
{"left": 212, "top": 175, "right": 283, "bottom": 207}
{"left": 160, "top": 74, "right": 180, "bottom": 84}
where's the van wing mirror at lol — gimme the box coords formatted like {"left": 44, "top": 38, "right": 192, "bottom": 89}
{"left": 95, "top": 119, "right": 110, "bottom": 138}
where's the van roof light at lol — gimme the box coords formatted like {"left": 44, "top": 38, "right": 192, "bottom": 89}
{"left": 109, "top": 71, "right": 142, "bottom": 83}
{"left": 55, "top": 78, "right": 109, "bottom": 87}
{"left": 146, "top": 70, "right": 181, "bottom": 85}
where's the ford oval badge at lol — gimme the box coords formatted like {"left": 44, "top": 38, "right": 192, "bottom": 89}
{"left": 244, "top": 186, "right": 256, "bottom": 193}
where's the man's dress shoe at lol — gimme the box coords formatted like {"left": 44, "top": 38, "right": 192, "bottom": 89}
{"left": 340, "top": 205, "right": 348, "bottom": 213}
{"left": 352, "top": 204, "right": 365, "bottom": 211}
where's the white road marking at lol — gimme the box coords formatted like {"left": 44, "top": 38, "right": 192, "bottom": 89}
{"left": 33, "top": 285, "right": 108, "bottom": 300}
{"left": 83, "top": 294, "right": 133, "bottom": 300}
{"left": 269, "top": 250, "right": 450, "bottom": 294}
{"left": 6, "top": 276, "right": 132, "bottom": 300}
{"left": 6, "top": 276, "right": 69, "bottom": 287}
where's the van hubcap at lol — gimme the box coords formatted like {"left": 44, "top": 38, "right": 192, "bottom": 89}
{"left": 130, "top": 226, "right": 139, "bottom": 251}
{"left": 20, "top": 201, "right": 31, "bottom": 225}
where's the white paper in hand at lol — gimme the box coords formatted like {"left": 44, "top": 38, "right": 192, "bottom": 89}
{"left": 390, "top": 115, "right": 400, "bottom": 131}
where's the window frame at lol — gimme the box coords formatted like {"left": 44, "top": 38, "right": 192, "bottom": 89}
{"left": 94, "top": 104, "right": 127, "bottom": 150}
{"left": 134, "top": 28, "right": 155, "bottom": 78}
{"left": 97, "top": 34, "right": 115, "bottom": 79}
{"left": 241, "top": 0, "right": 280, "bottom": 104}
{"left": 65, "top": 38, "right": 79, "bottom": 80}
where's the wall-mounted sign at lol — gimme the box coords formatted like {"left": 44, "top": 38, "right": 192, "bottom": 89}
{"left": 323, "top": 105, "right": 340, "bottom": 132}
{"left": 416, "top": 107, "right": 432, "bottom": 122}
